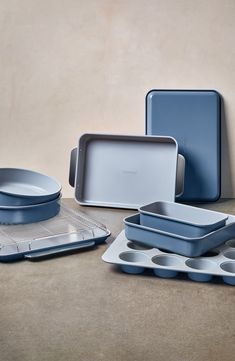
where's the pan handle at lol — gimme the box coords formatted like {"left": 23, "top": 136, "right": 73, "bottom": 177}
{"left": 176, "top": 154, "right": 185, "bottom": 198}
{"left": 69, "top": 147, "right": 77, "bottom": 188}
{"left": 24, "top": 240, "right": 95, "bottom": 261}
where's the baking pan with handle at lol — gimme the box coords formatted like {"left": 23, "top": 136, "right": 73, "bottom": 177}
{"left": 69, "top": 134, "right": 185, "bottom": 209}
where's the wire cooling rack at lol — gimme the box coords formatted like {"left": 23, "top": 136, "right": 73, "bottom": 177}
{"left": 0, "top": 203, "right": 110, "bottom": 261}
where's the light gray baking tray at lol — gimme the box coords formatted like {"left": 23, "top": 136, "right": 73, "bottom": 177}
{"left": 139, "top": 201, "right": 228, "bottom": 237}
{"left": 124, "top": 213, "right": 235, "bottom": 257}
{"left": 0, "top": 203, "right": 110, "bottom": 261}
{"left": 0, "top": 168, "right": 61, "bottom": 206}
{"left": 70, "top": 134, "right": 180, "bottom": 209}
{"left": 70, "top": 149, "right": 185, "bottom": 201}
{"left": 102, "top": 230, "right": 235, "bottom": 285}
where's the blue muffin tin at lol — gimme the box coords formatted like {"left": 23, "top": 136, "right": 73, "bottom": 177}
{"left": 124, "top": 213, "right": 235, "bottom": 258}
{"left": 102, "top": 231, "right": 235, "bottom": 286}
{"left": 146, "top": 89, "right": 221, "bottom": 202}
{"left": 139, "top": 201, "right": 228, "bottom": 238}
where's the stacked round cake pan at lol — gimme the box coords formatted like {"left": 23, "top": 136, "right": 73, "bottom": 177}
{"left": 0, "top": 168, "right": 61, "bottom": 224}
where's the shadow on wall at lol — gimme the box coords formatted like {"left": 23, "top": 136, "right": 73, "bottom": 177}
{"left": 221, "top": 97, "right": 233, "bottom": 197}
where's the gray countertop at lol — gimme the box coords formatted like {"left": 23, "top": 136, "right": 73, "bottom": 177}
{"left": 0, "top": 198, "right": 235, "bottom": 361}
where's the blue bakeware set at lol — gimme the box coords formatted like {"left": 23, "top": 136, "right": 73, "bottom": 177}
{"left": 101, "top": 90, "right": 235, "bottom": 286}
{"left": 1, "top": 89, "right": 235, "bottom": 285}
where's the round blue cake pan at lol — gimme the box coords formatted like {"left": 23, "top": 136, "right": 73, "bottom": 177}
{"left": 0, "top": 194, "right": 61, "bottom": 224}
{"left": 0, "top": 168, "right": 62, "bottom": 206}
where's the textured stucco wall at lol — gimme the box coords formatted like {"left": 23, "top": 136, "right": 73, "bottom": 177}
{"left": 0, "top": 0, "right": 234, "bottom": 197}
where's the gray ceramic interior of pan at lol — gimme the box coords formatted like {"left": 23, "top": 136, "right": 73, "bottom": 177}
{"left": 139, "top": 201, "right": 228, "bottom": 237}
{"left": 75, "top": 134, "right": 178, "bottom": 209}
{"left": 0, "top": 168, "right": 61, "bottom": 202}
{"left": 140, "top": 201, "right": 227, "bottom": 225}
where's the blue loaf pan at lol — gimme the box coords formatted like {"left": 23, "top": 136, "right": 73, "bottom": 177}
{"left": 139, "top": 201, "right": 228, "bottom": 238}
{"left": 145, "top": 89, "right": 221, "bottom": 202}
{"left": 124, "top": 214, "right": 235, "bottom": 257}
{"left": 0, "top": 168, "right": 62, "bottom": 206}
{"left": 0, "top": 195, "right": 61, "bottom": 224}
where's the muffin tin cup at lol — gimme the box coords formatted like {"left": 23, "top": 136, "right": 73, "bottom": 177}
{"left": 188, "top": 273, "right": 213, "bottom": 282}
{"left": 102, "top": 230, "right": 235, "bottom": 286}
{"left": 120, "top": 265, "right": 145, "bottom": 274}
{"left": 151, "top": 255, "right": 180, "bottom": 278}
{"left": 119, "top": 251, "right": 150, "bottom": 274}
{"left": 153, "top": 269, "right": 178, "bottom": 278}
{"left": 185, "top": 259, "right": 215, "bottom": 282}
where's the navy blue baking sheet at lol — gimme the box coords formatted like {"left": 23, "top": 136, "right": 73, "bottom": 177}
{"left": 146, "top": 90, "right": 221, "bottom": 202}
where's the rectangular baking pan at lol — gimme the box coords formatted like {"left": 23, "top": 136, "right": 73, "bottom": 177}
{"left": 146, "top": 89, "right": 221, "bottom": 202}
{"left": 102, "top": 230, "right": 235, "bottom": 285}
{"left": 71, "top": 134, "right": 179, "bottom": 209}
{"left": 124, "top": 213, "right": 235, "bottom": 257}
{"left": 70, "top": 149, "right": 185, "bottom": 200}
{"left": 139, "top": 201, "right": 228, "bottom": 238}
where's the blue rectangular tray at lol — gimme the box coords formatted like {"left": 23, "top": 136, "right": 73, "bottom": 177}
{"left": 146, "top": 90, "right": 221, "bottom": 202}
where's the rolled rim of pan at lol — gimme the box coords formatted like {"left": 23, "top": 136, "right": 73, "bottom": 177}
{"left": 0, "top": 193, "right": 61, "bottom": 210}
{"left": 0, "top": 168, "right": 62, "bottom": 198}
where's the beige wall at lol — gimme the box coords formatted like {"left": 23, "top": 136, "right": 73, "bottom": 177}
{"left": 0, "top": 0, "right": 235, "bottom": 197}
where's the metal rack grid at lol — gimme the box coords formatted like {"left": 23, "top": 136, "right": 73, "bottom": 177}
{"left": 0, "top": 203, "right": 110, "bottom": 260}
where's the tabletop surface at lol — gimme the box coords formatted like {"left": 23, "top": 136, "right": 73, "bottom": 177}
{"left": 0, "top": 198, "right": 235, "bottom": 361}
